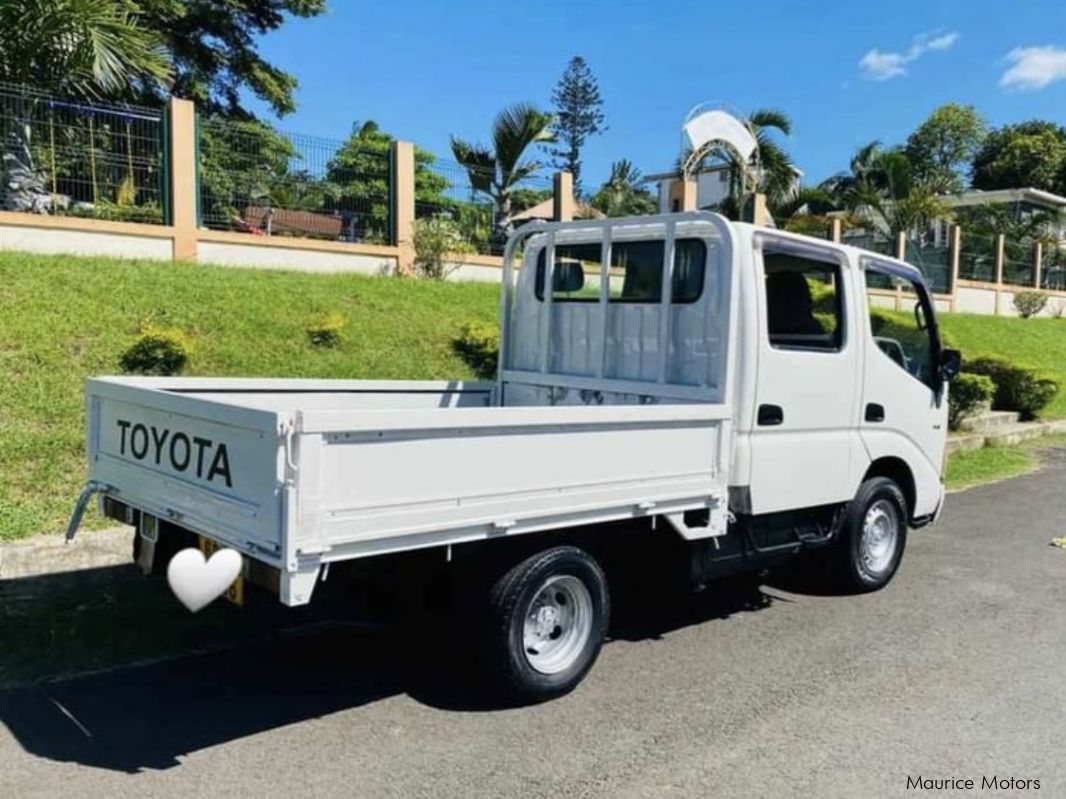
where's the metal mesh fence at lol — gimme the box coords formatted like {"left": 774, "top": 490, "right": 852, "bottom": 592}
{"left": 416, "top": 156, "right": 554, "bottom": 255}
{"left": 198, "top": 118, "right": 392, "bottom": 243}
{"left": 0, "top": 82, "right": 165, "bottom": 223}
{"left": 1043, "top": 246, "right": 1066, "bottom": 291}
{"left": 905, "top": 240, "right": 951, "bottom": 294}
{"left": 958, "top": 231, "right": 997, "bottom": 282}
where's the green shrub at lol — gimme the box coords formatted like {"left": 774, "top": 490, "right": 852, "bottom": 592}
{"left": 1012, "top": 290, "right": 1048, "bottom": 319}
{"left": 306, "top": 312, "right": 346, "bottom": 348}
{"left": 120, "top": 327, "right": 192, "bottom": 375}
{"left": 948, "top": 372, "right": 995, "bottom": 431}
{"left": 966, "top": 356, "right": 1059, "bottom": 420}
{"left": 413, "top": 215, "right": 474, "bottom": 279}
{"left": 452, "top": 321, "right": 498, "bottom": 379}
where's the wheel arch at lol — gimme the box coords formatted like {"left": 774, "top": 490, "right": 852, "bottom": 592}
{"left": 862, "top": 456, "right": 916, "bottom": 522}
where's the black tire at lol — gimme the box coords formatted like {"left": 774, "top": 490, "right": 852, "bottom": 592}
{"left": 834, "top": 477, "right": 908, "bottom": 593}
{"left": 485, "top": 546, "right": 609, "bottom": 703}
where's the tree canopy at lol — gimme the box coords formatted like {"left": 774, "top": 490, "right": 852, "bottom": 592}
{"left": 971, "top": 121, "right": 1066, "bottom": 194}
{"left": 0, "top": 0, "right": 172, "bottom": 97}
{"left": 131, "top": 0, "right": 326, "bottom": 118}
{"left": 904, "top": 103, "right": 987, "bottom": 194}
{"left": 550, "top": 56, "right": 606, "bottom": 194}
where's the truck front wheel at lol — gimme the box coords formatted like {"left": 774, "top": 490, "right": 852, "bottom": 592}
{"left": 835, "top": 477, "right": 908, "bottom": 592}
{"left": 486, "top": 546, "right": 609, "bottom": 702}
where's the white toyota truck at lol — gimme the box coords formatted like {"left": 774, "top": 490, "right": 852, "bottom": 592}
{"left": 69, "top": 211, "right": 960, "bottom": 701}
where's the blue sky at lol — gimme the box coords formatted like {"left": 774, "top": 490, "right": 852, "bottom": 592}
{"left": 248, "top": 0, "right": 1066, "bottom": 189}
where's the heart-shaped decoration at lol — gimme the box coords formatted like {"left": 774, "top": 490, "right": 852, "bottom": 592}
{"left": 166, "top": 547, "right": 242, "bottom": 612}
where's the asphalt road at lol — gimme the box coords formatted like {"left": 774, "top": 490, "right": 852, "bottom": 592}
{"left": 2, "top": 457, "right": 1065, "bottom": 798}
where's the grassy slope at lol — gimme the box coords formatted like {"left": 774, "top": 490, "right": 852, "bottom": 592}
{"left": 2, "top": 249, "right": 1066, "bottom": 539}
{"left": 937, "top": 313, "right": 1066, "bottom": 419}
{"left": 0, "top": 252, "right": 498, "bottom": 539}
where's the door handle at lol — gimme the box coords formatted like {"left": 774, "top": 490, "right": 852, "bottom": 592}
{"left": 757, "top": 404, "right": 784, "bottom": 426}
{"left": 865, "top": 403, "right": 885, "bottom": 423}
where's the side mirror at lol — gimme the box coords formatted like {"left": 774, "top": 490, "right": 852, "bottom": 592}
{"left": 939, "top": 348, "right": 962, "bottom": 382}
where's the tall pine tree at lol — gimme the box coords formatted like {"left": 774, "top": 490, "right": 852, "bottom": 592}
{"left": 550, "top": 56, "right": 606, "bottom": 195}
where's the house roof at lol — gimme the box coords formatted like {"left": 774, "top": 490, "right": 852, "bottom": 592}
{"left": 939, "top": 187, "right": 1066, "bottom": 209}
{"left": 510, "top": 198, "right": 605, "bottom": 222}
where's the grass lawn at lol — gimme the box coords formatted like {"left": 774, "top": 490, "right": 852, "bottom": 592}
{"left": 945, "top": 434, "right": 1066, "bottom": 492}
{"left": 937, "top": 313, "right": 1066, "bottom": 419}
{"left": 2, "top": 249, "right": 1066, "bottom": 540}
{"left": 0, "top": 252, "right": 498, "bottom": 540}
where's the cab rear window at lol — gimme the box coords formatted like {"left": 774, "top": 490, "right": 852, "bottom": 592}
{"left": 535, "top": 239, "right": 706, "bottom": 303}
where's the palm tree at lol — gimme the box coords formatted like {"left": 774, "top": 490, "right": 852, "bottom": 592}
{"left": 0, "top": 0, "right": 171, "bottom": 211}
{"left": 589, "top": 159, "right": 657, "bottom": 217}
{"left": 683, "top": 108, "right": 797, "bottom": 220}
{"left": 450, "top": 103, "right": 556, "bottom": 241}
{"left": 820, "top": 142, "right": 949, "bottom": 237}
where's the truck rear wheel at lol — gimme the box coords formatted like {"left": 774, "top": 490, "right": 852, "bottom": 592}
{"left": 836, "top": 477, "right": 908, "bottom": 592}
{"left": 486, "top": 546, "right": 609, "bottom": 703}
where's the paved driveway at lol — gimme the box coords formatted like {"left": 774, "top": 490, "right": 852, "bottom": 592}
{"left": 2, "top": 457, "right": 1064, "bottom": 798}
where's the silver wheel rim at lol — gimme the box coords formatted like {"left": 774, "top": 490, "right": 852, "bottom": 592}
{"left": 861, "top": 499, "right": 899, "bottom": 575}
{"left": 522, "top": 575, "right": 593, "bottom": 675}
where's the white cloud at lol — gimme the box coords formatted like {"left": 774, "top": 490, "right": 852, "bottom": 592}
{"left": 1000, "top": 46, "right": 1066, "bottom": 91}
{"left": 859, "top": 31, "right": 960, "bottom": 81}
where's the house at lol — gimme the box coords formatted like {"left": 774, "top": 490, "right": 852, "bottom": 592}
{"left": 643, "top": 164, "right": 804, "bottom": 214}
{"left": 510, "top": 197, "right": 605, "bottom": 223}
{"left": 937, "top": 187, "right": 1066, "bottom": 240}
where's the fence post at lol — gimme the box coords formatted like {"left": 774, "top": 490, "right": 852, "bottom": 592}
{"left": 829, "top": 218, "right": 842, "bottom": 243}
{"left": 667, "top": 178, "right": 697, "bottom": 212}
{"left": 948, "top": 224, "right": 961, "bottom": 311}
{"left": 1034, "top": 240, "right": 1043, "bottom": 290}
{"left": 994, "top": 233, "right": 1006, "bottom": 315}
{"left": 894, "top": 231, "right": 906, "bottom": 310}
{"left": 391, "top": 140, "right": 416, "bottom": 276}
{"left": 166, "top": 98, "right": 198, "bottom": 261}
{"left": 552, "top": 171, "right": 575, "bottom": 221}
{"left": 751, "top": 193, "right": 769, "bottom": 226}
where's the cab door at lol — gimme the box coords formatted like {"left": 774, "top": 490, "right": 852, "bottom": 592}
{"left": 859, "top": 259, "right": 948, "bottom": 517}
{"left": 746, "top": 236, "right": 862, "bottom": 515}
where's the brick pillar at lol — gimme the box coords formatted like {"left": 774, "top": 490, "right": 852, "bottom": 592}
{"left": 667, "top": 178, "right": 697, "bottom": 212}
{"left": 391, "top": 141, "right": 416, "bottom": 276}
{"left": 948, "top": 224, "right": 961, "bottom": 311}
{"left": 552, "top": 171, "right": 575, "bottom": 221}
{"left": 830, "top": 218, "right": 843, "bottom": 243}
{"left": 994, "top": 233, "right": 1006, "bottom": 315}
{"left": 1034, "top": 240, "right": 1043, "bottom": 289}
{"left": 751, "top": 193, "right": 769, "bottom": 226}
{"left": 895, "top": 232, "right": 906, "bottom": 310}
{"left": 167, "top": 98, "right": 198, "bottom": 261}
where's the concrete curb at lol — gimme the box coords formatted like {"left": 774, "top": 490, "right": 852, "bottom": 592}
{"left": 0, "top": 527, "right": 132, "bottom": 580}
{"left": 946, "top": 418, "right": 1066, "bottom": 455}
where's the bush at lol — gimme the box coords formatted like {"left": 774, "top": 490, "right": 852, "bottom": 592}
{"left": 120, "top": 327, "right": 191, "bottom": 375}
{"left": 948, "top": 372, "right": 995, "bottom": 431}
{"left": 413, "top": 215, "right": 474, "bottom": 279}
{"left": 966, "top": 356, "right": 1059, "bottom": 420}
{"left": 1012, "top": 290, "right": 1048, "bottom": 319}
{"left": 452, "top": 321, "right": 498, "bottom": 379}
{"left": 306, "top": 312, "right": 345, "bottom": 348}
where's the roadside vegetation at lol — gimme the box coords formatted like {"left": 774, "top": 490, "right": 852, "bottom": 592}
{"left": 946, "top": 435, "right": 1066, "bottom": 492}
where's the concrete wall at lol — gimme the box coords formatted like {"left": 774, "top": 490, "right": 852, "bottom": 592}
{"left": 0, "top": 213, "right": 174, "bottom": 261}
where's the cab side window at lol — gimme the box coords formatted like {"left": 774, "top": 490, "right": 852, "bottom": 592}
{"left": 865, "top": 267, "right": 936, "bottom": 388}
{"left": 763, "top": 251, "right": 844, "bottom": 352}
